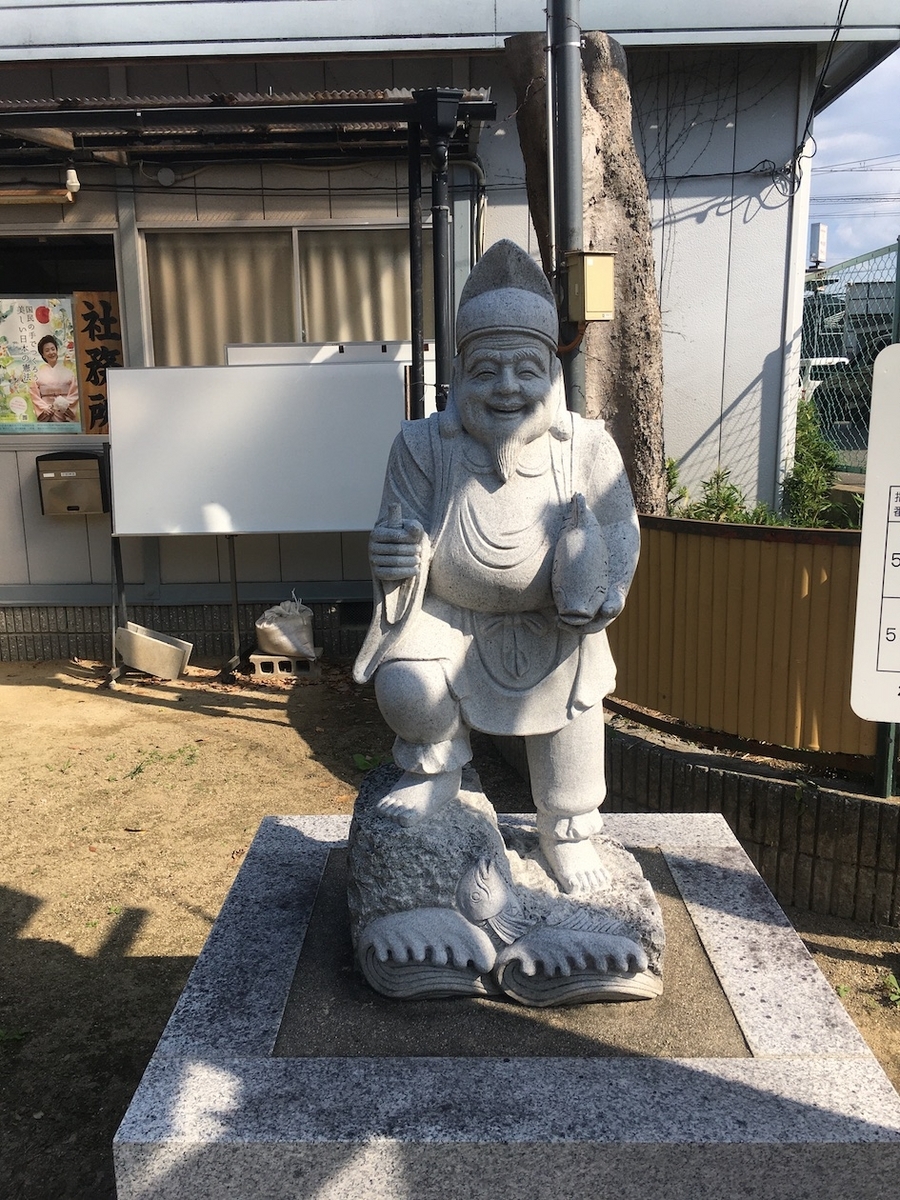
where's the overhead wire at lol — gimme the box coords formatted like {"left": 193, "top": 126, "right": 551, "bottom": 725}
{"left": 780, "top": 0, "right": 850, "bottom": 196}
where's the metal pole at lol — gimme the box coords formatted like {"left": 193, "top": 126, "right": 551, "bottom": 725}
{"left": 408, "top": 122, "right": 426, "bottom": 420}
{"left": 876, "top": 721, "right": 897, "bottom": 799}
{"left": 415, "top": 88, "right": 464, "bottom": 413}
{"left": 219, "top": 533, "right": 242, "bottom": 681}
{"left": 545, "top": 5, "right": 557, "bottom": 277}
{"left": 551, "top": 0, "right": 586, "bottom": 415}
{"left": 432, "top": 154, "right": 452, "bottom": 410}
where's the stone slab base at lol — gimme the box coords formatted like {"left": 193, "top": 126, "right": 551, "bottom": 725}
{"left": 114, "top": 812, "right": 900, "bottom": 1200}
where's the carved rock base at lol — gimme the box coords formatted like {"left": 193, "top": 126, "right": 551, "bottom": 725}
{"left": 347, "top": 765, "right": 664, "bottom": 1006}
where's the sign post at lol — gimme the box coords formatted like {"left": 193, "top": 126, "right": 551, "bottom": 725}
{"left": 850, "top": 343, "right": 900, "bottom": 793}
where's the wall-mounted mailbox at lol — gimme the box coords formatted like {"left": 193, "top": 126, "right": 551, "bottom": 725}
{"left": 36, "top": 451, "right": 109, "bottom": 515}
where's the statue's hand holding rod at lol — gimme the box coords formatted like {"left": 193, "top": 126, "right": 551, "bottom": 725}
{"left": 371, "top": 503, "right": 428, "bottom": 625}
{"left": 370, "top": 503, "right": 425, "bottom": 582}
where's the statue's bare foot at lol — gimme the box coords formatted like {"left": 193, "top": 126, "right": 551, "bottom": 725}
{"left": 540, "top": 835, "right": 610, "bottom": 895}
{"left": 377, "top": 767, "right": 462, "bottom": 827}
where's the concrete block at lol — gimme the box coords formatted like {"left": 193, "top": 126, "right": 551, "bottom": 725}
{"left": 249, "top": 652, "right": 321, "bottom": 680}
{"left": 114, "top": 812, "right": 900, "bottom": 1200}
{"left": 115, "top": 622, "right": 192, "bottom": 679}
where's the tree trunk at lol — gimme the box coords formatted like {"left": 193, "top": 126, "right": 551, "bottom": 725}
{"left": 505, "top": 30, "right": 666, "bottom": 515}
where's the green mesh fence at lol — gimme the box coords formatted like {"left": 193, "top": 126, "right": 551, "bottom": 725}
{"left": 803, "top": 242, "right": 899, "bottom": 474}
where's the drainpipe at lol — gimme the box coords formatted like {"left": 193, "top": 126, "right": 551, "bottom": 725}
{"left": 545, "top": 7, "right": 557, "bottom": 277}
{"left": 551, "top": 0, "right": 585, "bottom": 415}
{"left": 415, "top": 88, "right": 464, "bottom": 412}
{"left": 408, "top": 122, "right": 425, "bottom": 420}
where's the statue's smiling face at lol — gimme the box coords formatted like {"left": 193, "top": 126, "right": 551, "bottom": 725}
{"left": 455, "top": 334, "right": 558, "bottom": 476}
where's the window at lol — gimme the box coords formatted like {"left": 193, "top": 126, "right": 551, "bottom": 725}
{"left": 145, "top": 228, "right": 434, "bottom": 366}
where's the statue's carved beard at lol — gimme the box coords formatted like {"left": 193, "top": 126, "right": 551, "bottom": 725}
{"left": 490, "top": 428, "right": 527, "bottom": 483}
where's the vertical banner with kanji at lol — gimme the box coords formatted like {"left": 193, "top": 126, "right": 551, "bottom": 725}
{"left": 0, "top": 298, "right": 80, "bottom": 431}
{"left": 73, "top": 292, "right": 123, "bottom": 435}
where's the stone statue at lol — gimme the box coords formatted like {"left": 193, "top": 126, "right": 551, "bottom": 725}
{"left": 349, "top": 240, "right": 663, "bottom": 1005}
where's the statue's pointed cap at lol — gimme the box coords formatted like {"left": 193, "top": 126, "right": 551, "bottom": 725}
{"left": 456, "top": 239, "right": 559, "bottom": 351}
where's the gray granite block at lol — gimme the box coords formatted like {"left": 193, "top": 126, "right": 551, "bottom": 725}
{"left": 114, "top": 813, "right": 900, "bottom": 1200}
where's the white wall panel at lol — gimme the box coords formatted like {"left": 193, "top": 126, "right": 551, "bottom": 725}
{"left": 86, "top": 513, "right": 113, "bottom": 583}
{"left": 259, "top": 165, "right": 331, "bottom": 224}
{"left": 159, "top": 535, "right": 221, "bottom": 583}
{"left": 194, "top": 165, "right": 266, "bottom": 225}
{"left": 477, "top": 71, "right": 535, "bottom": 254}
{"left": 279, "top": 533, "right": 343, "bottom": 581}
{"left": 17, "top": 450, "right": 94, "bottom": 584}
{"left": 133, "top": 179, "right": 200, "bottom": 225}
{"left": 0, "top": 451, "right": 29, "bottom": 584}
{"left": 651, "top": 179, "right": 733, "bottom": 492}
{"left": 119, "top": 536, "right": 145, "bottom": 585}
{"left": 341, "top": 532, "right": 372, "bottom": 581}
{"left": 216, "top": 534, "right": 281, "bottom": 582}
{"left": 329, "top": 164, "right": 402, "bottom": 221}
{"left": 636, "top": 45, "right": 811, "bottom": 505}
{"left": 125, "top": 61, "right": 190, "bottom": 96}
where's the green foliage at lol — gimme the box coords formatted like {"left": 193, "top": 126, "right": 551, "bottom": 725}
{"left": 666, "top": 461, "right": 777, "bottom": 525}
{"left": 780, "top": 398, "right": 842, "bottom": 528}
{"left": 665, "top": 457, "right": 690, "bottom": 513}
{"left": 878, "top": 972, "right": 900, "bottom": 1007}
{"left": 353, "top": 752, "right": 390, "bottom": 772}
{"left": 666, "top": 398, "right": 856, "bottom": 530}
{"left": 0, "top": 1027, "right": 30, "bottom": 1045}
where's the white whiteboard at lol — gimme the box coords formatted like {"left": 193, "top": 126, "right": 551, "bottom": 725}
{"left": 226, "top": 340, "right": 437, "bottom": 415}
{"left": 851, "top": 343, "right": 900, "bottom": 720}
{"left": 107, "top": 362, "right": 403, "bottom": 536}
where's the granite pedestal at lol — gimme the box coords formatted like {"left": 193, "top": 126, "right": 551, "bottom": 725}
{"left": 114, "top": 813, "right": 900, "bottom": 1199}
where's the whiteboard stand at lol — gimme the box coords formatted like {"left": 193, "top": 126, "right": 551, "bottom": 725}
{"left": 104, "top": 444, "right": 140, "bottom": 689}
{"left": 105, "top": 360, "right": 405, "bottom": 685}
{"left": 222, "top": 535, "right": 246, "bottom": 681}
{"left": 105, "top": 525, "right": 130, "bottom": 688}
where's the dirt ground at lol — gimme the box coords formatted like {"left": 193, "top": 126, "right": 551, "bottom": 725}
{"left": 1, "top": 658, "right": 899, "bottom": 1199}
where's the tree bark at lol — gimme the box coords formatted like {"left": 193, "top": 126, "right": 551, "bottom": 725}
{"left": 505, "top": 30, "right": 666, "bottom": 515}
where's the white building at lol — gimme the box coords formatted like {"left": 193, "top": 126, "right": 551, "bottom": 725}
{"left": 0, "top": 1, "right": 896, "bottom": 657}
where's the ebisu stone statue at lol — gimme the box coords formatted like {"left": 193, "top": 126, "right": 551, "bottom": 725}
{"left": 349, "top": 240, "right": 663, "bottom": 1006}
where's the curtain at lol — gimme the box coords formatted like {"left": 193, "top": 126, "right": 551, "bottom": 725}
{"left": 146, "top": 227, "right": 434, "bottom": 365}
{"left": 297, "top": 227, "right": 433, "bottom": 343}
{"left": 146, "top": 230, "right": 296, "bottom": 366}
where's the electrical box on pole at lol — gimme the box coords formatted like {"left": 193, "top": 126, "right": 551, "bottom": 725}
{"left": 565, "top": 251, "right": 614, "bottom": 321}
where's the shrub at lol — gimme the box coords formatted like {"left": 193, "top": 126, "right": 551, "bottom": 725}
{"left": 780, "top": 397, "right": 842, "bottom": 528}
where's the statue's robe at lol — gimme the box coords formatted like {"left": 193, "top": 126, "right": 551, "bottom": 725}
{"left": 354, "top": 409, "right": 638, "bottom": 737}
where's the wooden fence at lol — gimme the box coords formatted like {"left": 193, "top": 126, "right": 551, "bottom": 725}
{"left": 606, "top": 516, "right": 876, "bottom": 758}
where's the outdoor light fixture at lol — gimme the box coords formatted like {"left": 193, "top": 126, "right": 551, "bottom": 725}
{"left": 0, "top": 167, "right": 80, "bottom": 204}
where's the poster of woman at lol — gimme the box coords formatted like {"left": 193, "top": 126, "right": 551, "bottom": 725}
{"left": 0, "top": 298, "right": 81, "bottom": 432}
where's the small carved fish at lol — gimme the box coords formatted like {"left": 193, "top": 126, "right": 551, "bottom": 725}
{"left": 456, "top": 857, "right": 508, "bottom": 923}
{"left": 456, "top": 858, "right": 529, "bottom": 945}
{"left": 551, "top": 493, "right": 609, "bottom": 624}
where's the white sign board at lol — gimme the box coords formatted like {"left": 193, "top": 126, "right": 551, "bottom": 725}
{"left": 225, "top": 340, "right": 437, "bottom": 414}
{"left": 851, "top": 343, "right": 900, "bottom": 721}
{"left": 107, "top": 362, "right": 404, "bottom": 536}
